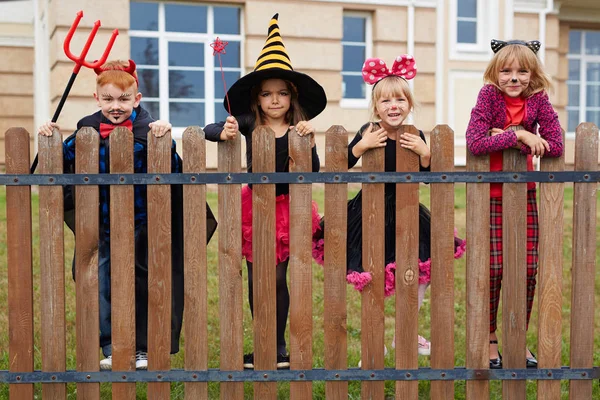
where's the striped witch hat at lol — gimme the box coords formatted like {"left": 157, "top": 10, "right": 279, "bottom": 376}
{"left": 224, "top": 13, "right": 327, "bottom": 119}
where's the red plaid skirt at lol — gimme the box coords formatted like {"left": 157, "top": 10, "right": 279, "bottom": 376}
{"left": 489, "top": 189, "right": 539, "bottom": 333}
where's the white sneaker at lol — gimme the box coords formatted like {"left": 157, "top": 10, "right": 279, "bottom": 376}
{"left": 100, "top": 355, "right": 112, "bottom": 370}
{"left": 135, "top": 351, "right": 148, "bottom": 370}
{"left": 358, "top": 345, "right": 387, "bottom": 368}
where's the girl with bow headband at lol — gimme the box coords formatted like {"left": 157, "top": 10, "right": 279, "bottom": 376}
{"left": 466, "top": 40, "right": 563, "bottom": 369}
{"left": 314, "top": 55, "right": 466, "bottom": 361}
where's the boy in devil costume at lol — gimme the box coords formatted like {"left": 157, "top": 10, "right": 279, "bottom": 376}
{"left": 38, "top": 59, "right": 217, "bottom": 370}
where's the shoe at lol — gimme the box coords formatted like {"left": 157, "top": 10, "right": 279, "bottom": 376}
{"left": 100, "top": 355, "right": 112, "bottom": 370}
{"left": 243, "top": 353, "right": 254, "bottom": 369}
{"left": 489, "top": 340, "right": 502, "bottom": 369}
{"left": 357, "top": 345, "right": 388, "bottom": 367}
{"left": 276, "top": 353, "right": 290, "bottom": 369}
{"left": 526, "top": 350, "right": 537, "bottom": 368}
{"left": 418, "top": 335, "right": 431, "bottom": 356}
{"left": 135, "top": 351, "right": 148, "bottom": 370}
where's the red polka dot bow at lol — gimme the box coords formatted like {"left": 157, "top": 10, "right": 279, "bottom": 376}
{"left": 361, "top": 55, "right": 417, "bottom": 85}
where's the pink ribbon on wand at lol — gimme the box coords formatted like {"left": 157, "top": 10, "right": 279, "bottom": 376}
{"left": 210, "top": 37, "right": 232, "bottom": 116}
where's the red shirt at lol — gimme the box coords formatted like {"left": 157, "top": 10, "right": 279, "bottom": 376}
{"left": 489, "top": 94, "right": 535, "bottom": 197}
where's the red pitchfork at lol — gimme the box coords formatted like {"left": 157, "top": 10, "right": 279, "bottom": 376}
{"left": 52, "top": 10, "right": 119, "bottom": 123}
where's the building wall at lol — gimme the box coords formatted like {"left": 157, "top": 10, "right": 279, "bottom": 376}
{"left": 0, "top": 0, "right": 35, "bottom": 164}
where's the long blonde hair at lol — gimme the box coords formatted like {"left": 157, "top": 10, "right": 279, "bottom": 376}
{"left": 483, "top": 44, "right": 552, "bottom": 97}
{"left": 369, "top": 76, "right": 417, "bottom": 121}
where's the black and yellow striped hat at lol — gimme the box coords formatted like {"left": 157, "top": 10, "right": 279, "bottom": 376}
{"left": 224, "top": 13, "right": 327, "bottom": 119}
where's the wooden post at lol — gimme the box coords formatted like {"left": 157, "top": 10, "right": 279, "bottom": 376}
{"left": 147, "top": 133, "right": 173, "bottom": 399}
{"left": 465, "top": 144, "right": 490, "bottom": 400}
{"left": 75, "top": 127, "right": 101, "bottom": 400}
{"left": 501, "top": 147, "right": 528, "bottom": 400}
{"left": 252, "top": 126, "right": 277, "bottom": 399}
{"left": 218, "top": 133, "right": 244, "bottom": 399}
{"left": 39, "top": 127, "right": 66, "bottom": 399}
{"left": 536, "top": 132, "right": 565, "bottom": 400}
{"left": 109, "top": 127, "right": 136, "bottom": 399}
{"left": 430, "top": 125, "right": 455, "bottom": 400}
{"left": 288, "top": 127, "right": 313, "bottom": 399}
{"left": 395, "top": 125, "right": 420, "bottom": 400}
{"left": 323, "top": 126, "right": 349, "bottom": 399}
{"left": 361, "top": 134, "right": 385, "bottom": 400}
{"left": 569, "top": 122, "right": 598, "bottom": 399}
{"left": 183, "top": 126, "right": 209, "bottom": 400}
{"left": 5, "top": 128, "right": 34, "bottom": 399}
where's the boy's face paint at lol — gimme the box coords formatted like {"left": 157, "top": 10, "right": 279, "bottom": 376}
{"left": 94, "top": 83, "right": 142, "bottom": 124}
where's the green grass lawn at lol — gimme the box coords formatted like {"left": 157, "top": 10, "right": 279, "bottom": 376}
{"left": 0, "top": 184, "right": 599, "bottom": 399}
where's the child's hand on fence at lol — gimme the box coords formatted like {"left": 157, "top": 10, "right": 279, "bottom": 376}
{"left": 516, "top": 130, "right": 550, "bottom": 157}
{"left": 220, "top": 116, "right": 238, "bottom": 141}
{"left": 38, "top": 121, "right": 59, "bottom": 137}
{"left": 399, "top": 132, "right": 431, "bottom": 167}
{"left": 149, "top": 120, "right": 172, "bottom": 138}
{"left": 361, "top": 123, "right": 387, "bottom": 150}
{"left": 293, "top": 121, "right": 316, "bottom": 147}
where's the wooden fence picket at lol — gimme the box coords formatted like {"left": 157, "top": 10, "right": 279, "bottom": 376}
{"left": 38, "top": 127, "right": 66, "bottom": 399}
{"left": 324, "top": 126, "right": 349, "bottom": 399}
{"left": 183, "top": 126, "right": 209, "bottom": 400}
{"left": 395, "top": 125, "right": 420, "bottom": 400}
{"left": 252, "top": 126, "right": 277, "bottom": 399}
{"left": 288, "top": 128, "right": 313, "bottom": 399}
{"left": 109, "top": 127, "right": 136, "bottom": 399}
{"left": 147, "top": 132, "right": 173, "bottom": 399}
{"left": 5, "top": 128, "right": 34, "bottom": 399}
{"left": 430, "top": 125, "right": 456, "bottom": 400}
{"left": 569, "top": 122, "right": 598, "bottom": 400}
{"left": 501, "top": 147, "right": 528, "bottom": 399}
{"left": 218, "top": 132, "right": 244, "bottom": 399}
{"left": 361, "top": 135, "right": 385, "bottom": 399}
{"left": 75, "top": 127, "right": 101, "bottom": 400}
{"left": 536, "top": 131, "right": 565, "bottom": 400}
{"left": 465, "top": 142, "right": 490, "bottom": 400}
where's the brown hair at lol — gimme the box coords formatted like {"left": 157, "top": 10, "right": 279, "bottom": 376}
{"left": 483, "top": 43, "right": 552, "bottom": 97}
{"left": 250, "top": 79, "right": 308, "bottom": 125}
{"left": 369, "top": 75, "right": 417, "bottom": 121}
{"left": 96, "top": 60, "right": 138, "bottom": 91}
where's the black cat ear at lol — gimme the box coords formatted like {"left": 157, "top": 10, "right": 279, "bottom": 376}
{"left": 526, "top": 40, "right": 541, "bottom": 54}
{"left": 491, "top": 39, "right": 508, "bottom": 53}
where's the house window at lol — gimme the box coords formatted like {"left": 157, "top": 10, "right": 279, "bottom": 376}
{"left": 567, "top": 30, "right": 600, "bottom": 133}
{"left": 130, "top": 1, "right": 242, "bottom": 136}
{"left": 341, "top": 12, "right": 371, "bottom": 107}
{"left": 457, "top": 0, "right": 477, "bottom": 44}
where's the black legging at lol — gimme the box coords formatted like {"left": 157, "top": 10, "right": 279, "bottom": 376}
{"left": 246, "top": 260, "right": 290, "bottom": 355}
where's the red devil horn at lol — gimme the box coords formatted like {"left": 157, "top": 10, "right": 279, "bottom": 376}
{"left": 124, "top": 59, "right": 136, "bottom": 75}
{"left": 93, "top": 60, "right": 105, "bottom": 76}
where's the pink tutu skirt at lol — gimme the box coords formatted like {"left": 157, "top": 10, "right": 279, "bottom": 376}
{"left": 241, "top": 185, "right": 322, "bottom": 264}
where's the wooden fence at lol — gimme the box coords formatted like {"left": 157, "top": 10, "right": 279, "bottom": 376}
{"left": 1, "top": 122, "right": 599, "bottom": 399}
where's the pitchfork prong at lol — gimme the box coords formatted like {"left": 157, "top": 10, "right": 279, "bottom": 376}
{"left": 84, "top": 29, "right": 119, "bottom": 69}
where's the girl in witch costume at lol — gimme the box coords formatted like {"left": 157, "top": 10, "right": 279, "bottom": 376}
{"left": 38, "top": 60, "right": 217, "bottom": 370}
{"left": 466, "top": 40, "right": 563, "bottom": 369}
{"left": 204, "top": 14, "right": 326, "bottom": 370}
{"left": 313, "top": 55, "right": 465, "bottom": 357}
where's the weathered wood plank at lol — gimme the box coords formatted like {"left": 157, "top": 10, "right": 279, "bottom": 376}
{"left": 288, "top": 127, "right": 313, "bottom": 399}
{"left": 39, "top": 127, "right": 66, "bottom": 400}
{"left": 109, "top": 127, "right": 136, "bottom": 399}
{"left": 183, "top": 126, "right": 208, "bottom": 400}
{"left": 430, "top": 125, "right": 456, "bottom": 400}
{"left": 465, "top": 144, "right": 490, "bottom": 400}
{"left": 252, "top": 125, "right": 277, "bottom": 399}
{"left": 75, "top": 127, "right": 101, "bottom": 400}
{"left": 5, "top": 127, "right": 34, "bottom": 399}
{"left": 218, "top": 132, "right": 244, "bottom": 400}
{"left": 569, "top": 122, "right": 598, "bottom": 399}
{"left": 147, "top": 132, "right": 173, "bottom": 399}
{"left": 324, "top": 126, "right": 349, "bottom": 399}
{"left": 395, "top": 125, "right": 420, "bottom": 400}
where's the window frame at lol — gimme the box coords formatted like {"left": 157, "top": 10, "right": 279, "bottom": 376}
{"left": 567, "top": 30, "right": 600, "bottom": 139}
{"left": 449, "top": 0, "right": 497, "bottom": 61}
{"left": 129, "top": 2, "right": 244, "bottom": 138}
{"left": 340, "top": 11, "right": 372, "bottom": 109}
